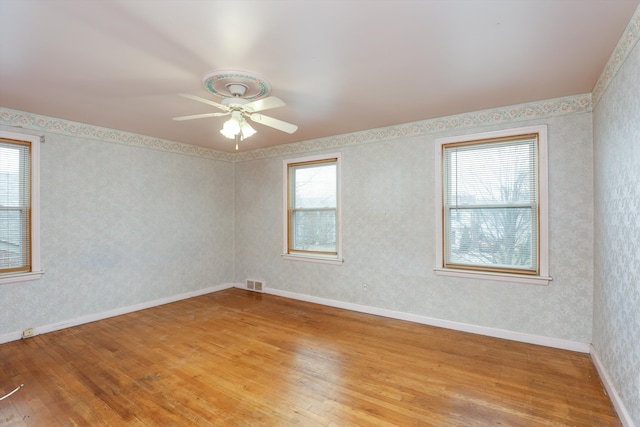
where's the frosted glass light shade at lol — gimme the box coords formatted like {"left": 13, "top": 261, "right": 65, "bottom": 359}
{"left": 240, "top": 120, "right": 256, "bottom": 139}
{"left": 220, "top": 118, "right": 241, "bottom": 139}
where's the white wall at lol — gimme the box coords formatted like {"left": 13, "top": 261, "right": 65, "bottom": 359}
{"left": 234, "top": 106, "right": 595, "bottom": 344}
{"left": 0, "top": 119, "right": 235, "bottom": 338}
{"left": 592, "top": 13, "right": 640, "bottom": 426}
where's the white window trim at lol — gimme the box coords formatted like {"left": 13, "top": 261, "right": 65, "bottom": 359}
{"left": 434, "top": 125, "right": 551, "bottom": 285}
{"left": 0, "top": 130, "right": 43, "bottom": 285}
{"left": 282, "top": 152, "right": 344, "bottom": 265}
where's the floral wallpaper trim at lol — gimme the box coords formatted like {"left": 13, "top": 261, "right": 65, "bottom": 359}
{"left": 0, "top": 108, "right": 234, "bottom": 162}
{"left": 592, "top": 4, "right": 640, "bottom": 106}
{"left": 1, "top": 93, "right": 591, "bottom": 164}
{"left": 234, "top": 93, "right": 592, "bottom": 162}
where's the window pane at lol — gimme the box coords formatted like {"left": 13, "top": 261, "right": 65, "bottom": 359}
{"left": 0, "top": 210, "right": 28, "bottom": 269}
{"left": 291, "top": 209, "right": 337, "bottom": 253}
{"left": 293, "top": 164, "right": 336, "bottom": 209}
{"left": 446, "top": 207, "right": 536, "bottom": 271}
{"left": 445, "top": 140, "right": 536, "bottom": 206}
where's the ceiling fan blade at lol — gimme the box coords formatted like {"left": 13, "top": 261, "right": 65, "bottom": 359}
{"left": 172, "top": 112, "right": 229, "bottom": 121}
{"left": 243, "top": 96, "right": 286, "bottom": 113}
{"left": 249, "top": 113, "right": 298, "bottom": 134}
{"left": 179, "top": 93, "right": 229, "bottom": 111}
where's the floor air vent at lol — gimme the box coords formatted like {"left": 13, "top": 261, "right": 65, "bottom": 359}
{"left": 246, "top": 279, "right": 264, "bottom": 292}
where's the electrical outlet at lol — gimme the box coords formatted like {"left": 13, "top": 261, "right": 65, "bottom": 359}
{"left": 22, "top": 328, "right": 34, "bottom": 339}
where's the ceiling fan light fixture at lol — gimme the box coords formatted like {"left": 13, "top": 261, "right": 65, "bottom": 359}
{"left": 220, "top": 116, "right": 241, "bottom": 139}
{"left": 174, "top": 70, "right": 298, "bottom": 150}
{"left": 220, "top": 110, "right": 256, "bottom": 147}
{"left": 240, "top": 120, "right": 256, "bottom": 139}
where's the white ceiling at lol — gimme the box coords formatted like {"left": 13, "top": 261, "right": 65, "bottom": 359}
{"left": 1, "top": 0, "right": 638, "bottom": 153}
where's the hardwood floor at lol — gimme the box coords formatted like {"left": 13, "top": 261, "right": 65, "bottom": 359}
{"left": 0, "top": 289, "right": 620, "bottom": 426}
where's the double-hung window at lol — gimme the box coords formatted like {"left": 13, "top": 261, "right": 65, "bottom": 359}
{"left": 283, "top": 153, "right": 343, "bottom": 265}
{"left": 0, "top": 131, "right": 42, "bottom": 284}
{"left": 435, "top": 126, "right": 550, "bottom": 285}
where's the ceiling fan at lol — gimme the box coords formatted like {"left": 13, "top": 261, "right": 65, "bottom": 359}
{"left": 173, "top": 70, "right": 298, "bottom": 150}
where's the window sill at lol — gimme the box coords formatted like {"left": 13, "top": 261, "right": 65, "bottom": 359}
{"left": 0, "top": 271, "right": 44, "bottom": 285}
{"left": 434, "top": 267, "right": 551, "bottom": 285}
{"left": 282, "top": 253, "right": 344, "bottom": 266}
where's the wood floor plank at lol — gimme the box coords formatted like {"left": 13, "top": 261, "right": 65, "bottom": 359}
{"left": 0, "top": 289, "right": 620, "bottom": 426}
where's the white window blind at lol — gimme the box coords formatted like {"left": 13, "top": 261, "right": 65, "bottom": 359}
{"left": 443, "top": 134, "right": 539, "bottom": 274}
{"left": 0, "top": 138, "right": 31, "bottom": 274}
{"left": 288, "top": 159, "right": 338, "bottom": 255}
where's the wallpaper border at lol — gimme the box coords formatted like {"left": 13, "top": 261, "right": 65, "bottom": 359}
{"left": 592, "top": 4, "right": 640, "bottom": 106}
{"left": 234, "top": 94, "right": 592, "bottom": 161}
{"left": 0, "top": 107, "right": 235, "bottom": 162}
{"left": 0, "top": 93, "right": 592, "bottom": 163}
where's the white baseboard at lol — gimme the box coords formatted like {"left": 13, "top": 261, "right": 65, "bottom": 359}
{"left": 0, "top": 283, "right": 234, "bottom": 345}
{"left": 256, "top": 285, "right": 591, "bottom": 353}
{"left": 590, "top": 345, "right": 635, "bottom": 427}
{"left": 3, "top": 281, "right": 591, "bottom": 354}
{"left": 0, "top": 330, "right": 22, "bottom": 344}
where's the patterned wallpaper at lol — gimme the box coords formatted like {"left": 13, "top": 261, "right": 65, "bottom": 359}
{"left": 592, "top": 25, "right": 640, "bottom": 427}
{"left": 0, "top": 127, "right": 235, "bottom": 336}
{"left": 234, "top": 112, "right": 596, "bottom": 343}
{"left": 0, "top": 87, "right": 596, "bottom": 344}
{"left": 0, "top": 82, "right": 608, "bottom": 347}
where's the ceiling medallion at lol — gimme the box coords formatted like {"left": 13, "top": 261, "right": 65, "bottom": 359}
{"left": 201, "top": 70, "right": 272, "bottom": 101}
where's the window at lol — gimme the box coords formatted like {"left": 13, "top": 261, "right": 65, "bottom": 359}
{"left": 0, "top": 131, "right": 42, "bottom": 285}
{"left": 283, "top": 153, "right": 343, "bottom": 264}
{"left": 435, "top": 126, "right": 550, "bottom": 285}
